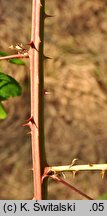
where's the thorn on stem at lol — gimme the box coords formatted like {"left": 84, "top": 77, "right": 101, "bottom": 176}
{"left": 44, "top": 13, "right": 55, "bottom": 19}
{"left": 72, "top": 170, "right": 77, "bottom": 179}
{"left": 28, "top": 41, "right": 39, "bottom": 52}
{"left": 28, "top": 167, "right": 33, "bottom": 171}
{"left": 42, "top": 167, "right": 55, "bottom": 182}
{"left": 26, "top": 131, "right": 32, "bottom": 135}
{"left": 27, "top": 116, "right": 38, "bottom": 128}
{"left": 42, "top": 174, "right": 48, "bottom": 183}
{"left": 69, "top": 158, "right": 78, "bottom": 167}
{"left": 42, "top": 169, "right": 55, "bottom": 183}
{"left": 100, "top": 170, "right": 105, "bottom": 179}
{"left": 26, "top": 117, "right": 34, "bottom": 123}
{"left": 43, "top": 55, "right": 52, "bottom": 60}
{"left": 23, "top": 117, "right": 38, "bottom": 129}
{"left": 44, "top": 89, "right": 52, "bottom": 95}
{"left": 22, "top": 122, "right": 32, "bottom": 128}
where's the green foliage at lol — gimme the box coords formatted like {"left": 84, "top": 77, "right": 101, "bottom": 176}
{"left": 9, "top": 58, "right": 25, "bottom": 65}
{"left": 0, "top": 51, "right": 25, "bottom": 65}
{"left": 0, "top": 51, "right": 23, "bottom": 119}
{"left": 0, "top": 103, "right": 7, "bottom": 119}
{"left": 0, "top": 72, "right": 22, "bottom": 100}
{"left": 0, "top": 72, "right": 22, "bottom": 119}
{"left": 0, "top": 51, "right": 8, "bottom": 57}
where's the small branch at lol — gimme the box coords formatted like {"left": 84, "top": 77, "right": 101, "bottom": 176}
{"left": 50, "top": 163, "right": 107, "bottom": 173}
{"left": 0, "top": 53, "right": 29, "bottom": 61}
{"left": 51, "top": 175, "right": 93, "bottom": 200}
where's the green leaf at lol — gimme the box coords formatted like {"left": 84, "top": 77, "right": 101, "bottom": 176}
{"left": 0, "top": 72, "right": 22, "bottom": 101}
{"left": 0, "top": 51, "right": 8, "bottom": 57}
{"left": 9, "top": 58, "right": 25, "bottom": 65}
{"left": 0, "top": 103, "right": 7, "bottom": 119}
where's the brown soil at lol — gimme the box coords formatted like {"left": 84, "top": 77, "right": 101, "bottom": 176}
{"left": 0, "top": 0, "right": 107, "bottom": 199}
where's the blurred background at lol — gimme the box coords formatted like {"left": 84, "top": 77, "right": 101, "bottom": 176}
{"left": 0, "top": 0, "right": 107, "bottom": 199}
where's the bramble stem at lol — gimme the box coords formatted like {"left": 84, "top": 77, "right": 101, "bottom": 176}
{"left": 29, "top": 0, "right": 47, "bottom": 200}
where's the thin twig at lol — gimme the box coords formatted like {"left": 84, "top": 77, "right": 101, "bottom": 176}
{"left": 51, "top": 175, "right": 93, "bottom": 200}
{"left": 0, "top": 53, "right": 29, "bottom": 61}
